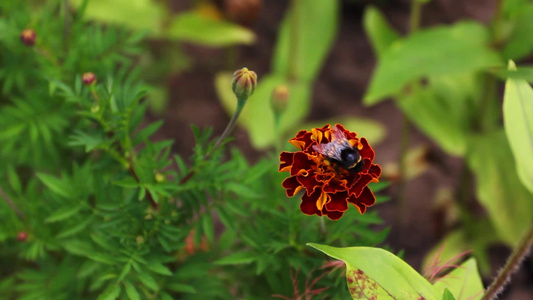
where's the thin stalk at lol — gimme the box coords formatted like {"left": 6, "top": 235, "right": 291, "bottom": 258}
{"left": 273, "top": 113, "right": 282, "bottom": 155}
{"left": 395, "top": 114, "right": 412, "bottom": 223}
{"left": 0, "top": 187, "right": 25, "bottom": 221}
{"left": 319, "top": 217, "right": 326, "bottom": 238}
{"left": 481, "top": 225, "right": 533, "bottom": 300}
{"left": 395, "top": 0, "right": 423, "bottom": 223}
{"left": 492, "top": 0, "right": 505, "bottom": 48}
{"left": 288, "top": 0, "right": 299, "bottom": 82}
{"left": 213, "top": 98, "right": 246, "bottom": 151}
{"left": 181, "top": 98, "right": 246, "bottom": 185}
{"left": 409, "top": 0, "right": 422, "bottom": 33}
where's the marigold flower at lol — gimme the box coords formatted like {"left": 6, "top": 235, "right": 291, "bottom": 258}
{"left": 279, "top": 124, "right": 381, "bottom": 220}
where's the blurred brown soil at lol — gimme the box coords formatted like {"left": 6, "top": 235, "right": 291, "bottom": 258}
{"left": 155, "top": 0, "right": 533, "bottom": 298}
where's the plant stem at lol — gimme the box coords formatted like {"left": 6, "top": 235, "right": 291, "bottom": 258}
{"left": 395, "top": 0, "right": 423, "bottom": 224}
{"left": 288, "top": 0, "right": 299, "bottom": 82}
{"left": 481, "top": 225, "right": 533, "bottom": 300}
{"left": 273, "top": 113, "right": 282, "bottom": 154}
{"left": 0, "top": 187, "right": 25, "bottom": 221}
{"left": 213, "top": 98, "right": 246, "bottom": 151}
{"left": 409, "top": 0, "right": 422, "bottom": 33}
{"left": 181, "top": 98, "right": 246, "bottom": 185}
{"left": 395, "top": 114, "right": 412, "bottom": 224}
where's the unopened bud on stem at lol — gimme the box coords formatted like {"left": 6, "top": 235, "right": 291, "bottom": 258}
{"left": 20, "top": 29, "right": 36, "bottom": 46}
{"left": 271, "top": 85, "right": 289, "bottom": 114}
{"left": 82, "top": 72, "right": 97, "bottom": 86}
{"left": 232, "top": 67, "right": 257, "bottom": 100}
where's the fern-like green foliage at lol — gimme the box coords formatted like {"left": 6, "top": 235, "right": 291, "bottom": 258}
{"left": 0, "top": 1, "right": 390, "bottom": 299}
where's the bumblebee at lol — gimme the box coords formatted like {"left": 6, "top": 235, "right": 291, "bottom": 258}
{"left": 312, "top": 126, "right": 364, "bottom": 173}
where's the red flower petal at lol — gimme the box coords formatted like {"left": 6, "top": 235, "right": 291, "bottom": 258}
{"left": 279, "top": 151, "right": 294, "bottom": 172}
{"left": 358, "top": 138, "right": 375, "bottom": 162}
{"left": 282, "top": 176, "right": 302, "bottom": 197}
{"left": 300, "top": 189, "right": 322, "bottom": 216}
{"left": 297, "top": 172, "right": 320, "bottom": 196}
{"left": 325, "top": 191, "right": 349, "bottom": 212}
{"left": 290, "top": 152, "right": 314, "bottom": 177}
{"left": 349, "top": 173, "right": 375, "bottom": 198}
{"left": 348, "top": 186, "right": 376, "bottom": 214}
{"left": 325, "top": 211, "right": 344, "bottom": 220}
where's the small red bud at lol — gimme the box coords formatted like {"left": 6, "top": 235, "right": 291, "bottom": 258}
{"left": 271, "top": 85, "right": 289, "bottom": 114}
{"left": 17, "top": 231, "right": 28, "bottom": 242}
{"left": 232, "top": 67, "right": 257, "bottom": 100}
{"left": 82, "top": 72, "right": 96, "bottom": 85}
{"left": 20, "top": 29, "right": 36, "bottom": 46}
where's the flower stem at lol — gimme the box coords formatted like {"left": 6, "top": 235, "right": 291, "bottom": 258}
{"left": 181, "top": 98, "right": 246, "bottom": 185}
{"left": 395, "top": 114, "right": 412, "bottom": 224}
{"left": 319, "top": 217, "right": 326, "bottom": 238}
{"left": 394, "top": 0, "right": 424, "bottom": 224}
{"left": 273, "top": 113, "right": 282, "bottom": 154}
{"left": 0, "top": 187, "right": 25, "bottom": 222}
{"left": 481, "top": 225, "right": 533, "bottom": 300}
{"left": 213, "top": 98, "right": 246, "bottom": 151}
{"left": 288, "top": 0, "right": 300, "bottom": 82}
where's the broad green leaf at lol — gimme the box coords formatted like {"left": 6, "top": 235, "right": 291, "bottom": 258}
{"left": 216, "top": 72, "right": 311, "bottom": 149}
{"left": 215, "top": 251, "right": 256, "bottom": 265}
{"left": 45, "top": 205, "right": 83, "bottom": 223}
{"left": 423, "top": 222, "right": 497, "bottom": 275}
{"left": 466, "top": 131, "right": 533, "bottom": 246}
{"left": 363, "top": 6, "right": 400, "bottom": 59}
{"left": 433, "top": 259, "right": 483, "bottom": 300}
{"left": 165, "top": 10, "right": 255, "bottom": 46}
{"left": 70, "top": 0, "right": 162, "bottom": 33}
{"left": 503, "top": 61, "right": 533, "bottom": 194}
{"left": 124, "top": 281, "right": 140, "bottom": 300}
{"left": 442, "top": 289, "right": 456, "bottom": 300}
{"left": 398, "top": 73, "right": 482, "bottom": 156}
{"left": 36, "top": 173, "right": 71, "bottom": 198}
{"left": 503, "top": 4, "right": 533, "bottom": 60}
{"left": 308, "top": 243, "right": 440, "bottom": 300}
{"left": 272, "top": 0, "right": 338, "bottom": 81}
{"left": 364, "top": 22, "right": 502, "bottom": 105}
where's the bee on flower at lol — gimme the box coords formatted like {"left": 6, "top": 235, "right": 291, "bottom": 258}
{"left": 279, "top": 124, "right": 381, "bottom": 220}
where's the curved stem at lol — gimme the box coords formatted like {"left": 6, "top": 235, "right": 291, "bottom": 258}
{"left": 213, "top": 98, "right": 245, "bottom": 151}
{"left": 181, "top": 98, "right": 246, "bottom": 185}
{"left": 481, "top": 225, "right": 533, "bottom": 300}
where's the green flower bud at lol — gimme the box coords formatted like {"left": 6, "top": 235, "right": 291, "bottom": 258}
{"left": 270, "top": 85, "right": 289, "bottom": 114}
{"left": 232, "top": 67, "right": 257, "bottom": 100}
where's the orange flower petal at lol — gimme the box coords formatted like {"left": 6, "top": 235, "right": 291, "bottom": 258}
{"left": 316, "top": 191, "right": 329, "bottom": 211}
